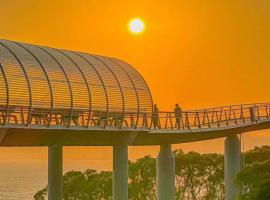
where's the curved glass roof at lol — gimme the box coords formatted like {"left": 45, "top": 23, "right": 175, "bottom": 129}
{"left": 0, "top": 39, "right": 153, "bottom": 128}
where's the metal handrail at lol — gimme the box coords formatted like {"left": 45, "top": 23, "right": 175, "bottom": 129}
{"left": 0, "top": 103, "right": 269, "bottom": 130}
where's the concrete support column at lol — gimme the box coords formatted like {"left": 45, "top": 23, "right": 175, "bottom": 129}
{"left": 48, "top": 145, "right": 63, "bottom": 200}
{"left": 225, "top": 135, "right": 241, "bottom": 200}
{"left": 113, "top": 145, "right": 128, "bottom": 200}
{"left": 157, "top": 144, "right": 175, "bottom": 200}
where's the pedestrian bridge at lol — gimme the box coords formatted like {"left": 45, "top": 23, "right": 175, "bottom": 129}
{"left": 0, "top": 39, "right": 269, "bottom": 200}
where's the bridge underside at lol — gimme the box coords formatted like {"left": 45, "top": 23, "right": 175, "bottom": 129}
{"left": 0, "top": 120, "right": 270, "bottom": 146}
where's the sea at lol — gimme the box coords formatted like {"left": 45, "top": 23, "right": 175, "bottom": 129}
{"left": 0, "top": 160, "right": 47, "bottom": 200}
{"left": 0, "top": 159, "right": 112, "bottom": 200}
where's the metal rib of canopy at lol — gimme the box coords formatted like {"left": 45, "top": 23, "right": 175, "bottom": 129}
{"left": 0, "top": 39, "right": 153, "bottom": 129}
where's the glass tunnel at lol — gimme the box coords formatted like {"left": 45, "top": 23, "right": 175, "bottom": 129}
{"left": 0, "top": 39, "right": 153, "bottom": 129}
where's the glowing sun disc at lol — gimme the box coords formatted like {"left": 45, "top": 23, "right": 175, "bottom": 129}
{"left": 129, "top": 18, "right": 145, "bottom": 34}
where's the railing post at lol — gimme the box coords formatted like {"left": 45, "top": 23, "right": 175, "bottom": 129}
{"left": 225, "top": 111, "right": 229, "bottom": 126}
{"left": 165, "top": 113, "right": 168, "bottom": 129}
{"left": 265, "top": 105, "right": 269, "bottom": 119}
{"left": 196, "top": 112, "right": 201, "bottom": 128}
{"left": 206, "top": 112, "right": 211, "bottom": 128}
{"left": 233, "top": 110, "right": 237, "bottom": 125}
{"left": 202, "top": 110, "right": 206, "bottom": 124}
{"left": 216, "top": 112, "right": 220, "bottom": 127}
{"left": 169, "top": 113, "right": 173, "bottom": 129}
{"left": 256, "top": 105, "right": 260, "bottom": 120}
{"left": 185, "top": 112, "right": 190, "bottom": 129}
{"left": 211, "top": 110, "right": 215, "bottom": 123}
{"left": 219, "top": 108, "right": 223, "bottom": 122}
{"left": 240, "top": 105, "right": 245, "bottom": 123}
{"left": 48, "top": 145, "right": 63, "bottom": 200}
{"left": 228, "top": 106, "right": 232, "bottom": 121}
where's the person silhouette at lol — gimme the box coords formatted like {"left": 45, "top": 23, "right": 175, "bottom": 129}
{"left": 174, "top": 104, "right": 182, "bottom": 129}
{"left": 153, "top": 104, "right": 160, "bottom": 129}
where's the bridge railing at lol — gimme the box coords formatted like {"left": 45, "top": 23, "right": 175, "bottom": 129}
{"left": 0, "top": 105, "right": 155, "bottom": 129}
{"left": 0, "top": 103, "right": 269, "bottom": 130}
{"left": 153, "top": 103, "right": 270, "bottom": 130}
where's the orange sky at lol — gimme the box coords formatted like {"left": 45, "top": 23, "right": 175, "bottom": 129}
{"left": 0, "top": 0, "right": 270, "bottom": 169}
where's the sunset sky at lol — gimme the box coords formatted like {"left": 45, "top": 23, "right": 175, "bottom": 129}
{"left": 0, "top": 0, "right": 270, "bottom": 169}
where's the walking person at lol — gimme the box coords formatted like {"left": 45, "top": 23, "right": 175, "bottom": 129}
{"left": 174, "top": 104, "right": 182, "bottom": 129}
{"left": 153, "top": 104, "right": 160, "bottom": 129}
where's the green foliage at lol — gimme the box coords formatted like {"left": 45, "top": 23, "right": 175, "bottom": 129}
{"left": 244, "top": 146, "right": 270, "bottom": 165}
{"left": 128, "top": 156, "right": 156, "bottom": 199}
{"left": 62, "top": 169, "right": 112, "bottom": 200}
{"left": 35, "top": 170, "right": 112, "bottom": 200}
{"left": 34, "top": 188, "right": 47, "bottom": 200}
{"left": 235, "top": 146, "right": 270, "bottom": 200}
{"left": 256, "top": 179, "right": 270, "bottom": 200}
{"left": 174, "top": 150, "right": 224, "bottom": 200}
{"left": 34, "top": 146, "right": 270, "bottom": 200}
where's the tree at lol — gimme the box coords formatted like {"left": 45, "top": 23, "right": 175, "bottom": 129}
{"left": 63, "top": 169, "right": 112, "bottom": 200}
{"left": 174, "top": 149, "right": 224, "bottom": 200}
{"left": 35, "top": 170, "right": 112, "bottom": 200}
{"left": 244, "top": 146, "right": 270, "bottom": 165}
{"left": 34, "top": 146, "right": 270, "bottom": 200}
{"left": 34, "top": 188, "right": 47, "bottom": 200}
{"left": 235, "top": 159, "right": 270, "bottom": 200}
{"left": 256, "top": 179, "right": 270, "bottom": 200}
{"left": 128, "top": 156, "right": 156, "bottom": 200}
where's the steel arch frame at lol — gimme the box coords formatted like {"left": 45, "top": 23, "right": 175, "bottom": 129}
{"left": 37, "top": 46, "right": 74, "bottom": 127}
{"left": 92, "top": 55, "right": 126, "bottom": 128}
{"left": 12, "top": 41, "right": 55, "bottom": 127}
{"left": 55, "top": 49, "right": 92, "bottom": 128}
{"left": 115, "top": 59, "right": 154, "bottom": 129}
{"left": 109, "top": 58, "right": 140, "bottom": 128}
{"left": 0, "top": 63, "right": 9, "bottom": 125}
{"left": 0, "top": 41, "right": 33, "bottom": 126}
{"left": 0, "top": 39, "right": 153, "bottom": 129}
{"left": 74, "top": 52, "right": 110, "bottom": 128}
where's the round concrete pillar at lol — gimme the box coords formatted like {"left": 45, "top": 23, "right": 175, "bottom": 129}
{"left": 225, "top": 135, "right": 241, "bottom": 200}
{"left": 113, "top": 145, "right": 128, "bottom": 200}
{"left": 48, "top": 145, "right": 63, "bottom": 200}
{"left": 157, "top": 144, "right": 175, "bottom": 200}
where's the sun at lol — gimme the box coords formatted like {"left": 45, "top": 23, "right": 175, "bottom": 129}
{"left": 128, "top": 18, "right": 145, "bottom": 34}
